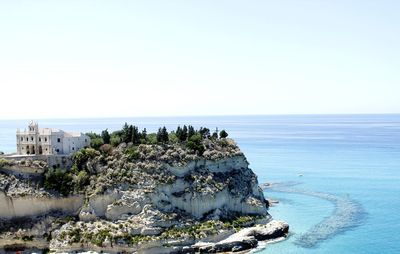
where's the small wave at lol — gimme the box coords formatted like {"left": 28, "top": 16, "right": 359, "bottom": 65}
{"left": 262, "top": 182, "right": 366, "bottom": 248}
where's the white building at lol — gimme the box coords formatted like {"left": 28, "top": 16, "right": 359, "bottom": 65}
{"left": 16, "top": 121, "right": 90, "bottom": 155}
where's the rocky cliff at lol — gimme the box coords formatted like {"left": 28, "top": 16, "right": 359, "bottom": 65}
{"left": 0, "top": 138, "right": 288, "bottom": 253}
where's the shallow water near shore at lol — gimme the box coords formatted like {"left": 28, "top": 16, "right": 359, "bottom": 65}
{"left": 1, "top": 114, "right": 400, "bottom": 253}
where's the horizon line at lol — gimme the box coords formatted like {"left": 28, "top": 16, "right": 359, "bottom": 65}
{"left": 1, "top": 113, "right": 400, "bottom": 121}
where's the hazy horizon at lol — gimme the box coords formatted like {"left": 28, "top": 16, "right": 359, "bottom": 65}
{"left": 1, "top": 113, "right": 400, "bottom": 122}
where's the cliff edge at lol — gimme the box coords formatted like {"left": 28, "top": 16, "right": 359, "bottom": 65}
{"left": 0, "top": 128, "right": 288, "bottom": 253}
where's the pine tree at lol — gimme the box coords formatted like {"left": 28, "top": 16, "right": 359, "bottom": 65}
{"left": 122, "top": 123, "right": 130, "bottom": 143}
{"left": 156, "top": 127, "right": 163, "bottom": 143}
{"left": 181, "top": 125, "right": 188, "bottom": 141}
{"left": 161, "top": 126, "right": 169, "bottom": 143}
{"left": 101, "top": 129, "right": 111, "bottom": 144}
{"left": 141, "top": 128, "right": 147, "bottom": 142}
{"left": 127, "top": 125, "right": 133, "bottom": 143}
{"left": 132, "top": 126, "right": 140, "bottom": 144}
{"left": 188, "top": 125, "right": 195, "bottom": 139}
{"left": 176, "top": 126, "right": 182, "bottom": 140}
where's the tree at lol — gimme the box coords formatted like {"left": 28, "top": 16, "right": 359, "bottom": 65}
{"left": 44, "top": 168, "right": 73, "bottom": 196}
{"left": 161, "top": 126, "right": 169, "bottom": 143}
{"left": 101, "top": 129, "right": 111, "bottom": 144}
{"left": 176, "top": 126, "right": 182, "bottom": 141}
{"left": 132, "top": 126, "right": 140, "bottom": 144}
{"left": 90, "top": 137, "right": 104, "bottom": 150}
{"left": 211, "top": 131, "right": 218, "bottom": 140}
{"left": 182, "top": 125, "right": 188, "bottom": 141}
{"left": 219, "top": 130, "right": 228, "bottom": 139}
{"left": 122, "top": 123, "right": 131, "bottom": 143}
{"left": 186, "top": 133, "right": 205, "bottom": 155}
{"left": 127, "top": 125, "right": 133, "bottom": 143}
{"left": 156, "top": 127, "right": 163, "bottom": 143}
{"left": 199, "top": 127, "right": 210, "bottom": 139}
{"left": 141, "top": 128, "right": 147, "bottom": 143}
{"left": 157, "top": 127, "right": 169, "bottom": 143}
{"left": 188, "top": 125, "right": 195, "bottom": 139}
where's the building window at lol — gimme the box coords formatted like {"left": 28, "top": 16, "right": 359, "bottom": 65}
{"left": 85, "top": 139, "right": 87, "bottom": 142}
{"left": 72, "top": 147, "right": 75, "bottom": 151}
{"left": 45, "top": 148, "right": 48, "bottom": 151}
{"left": 57, "top": 138, "right": 61, "bottom": 143}
{"left": 39, "top": 137, "right": 41, "bottom": 142}
{"left": 31, "top": 137, "right": 33, "bottom": 141}
{"left": 56, "top": 149, "right": 60, "bottom": 153}
{"left": 21, "top": 137, "right": 23, "bottom": 141}
{"left": 26, "top": 138, "right": 28, "bottom": 141}
{"left": 45, "top": 137, "right": 47, "bottom": 142}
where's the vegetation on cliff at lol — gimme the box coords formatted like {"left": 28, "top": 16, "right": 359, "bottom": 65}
{"left": 43, "top": 124, "right": 238, "bottom": 196}
{"left": 0, "top": 123, "right": 281, "bottom": 253}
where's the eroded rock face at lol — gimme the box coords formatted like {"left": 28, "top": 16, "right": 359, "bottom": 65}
{"left": 0, "top": 140, "right": 286, "bottom": 253}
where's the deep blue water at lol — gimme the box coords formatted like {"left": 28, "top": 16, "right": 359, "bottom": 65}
{"left": 1, "top": 115, "right": 400, "bottom": 253}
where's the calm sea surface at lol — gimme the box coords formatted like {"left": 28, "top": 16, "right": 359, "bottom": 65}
{"left": 1, "top": 115, "right": 399, "bottom": 253}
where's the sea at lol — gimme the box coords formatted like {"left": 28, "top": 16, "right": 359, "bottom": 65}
{"left": 0, "top": 114, "right": 399, "bottom": 254}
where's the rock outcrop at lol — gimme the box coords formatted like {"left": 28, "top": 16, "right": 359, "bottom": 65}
{"left": 0, "top": 138, "right": 288, "bottom": 253}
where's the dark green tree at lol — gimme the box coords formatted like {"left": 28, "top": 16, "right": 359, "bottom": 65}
{"left": 122, "top": 123, "right": 130, "bottom": 143}
{"left": 186, "top": 133, "right": 205, "bottom": 155}
{"left": 101, "top": 129, "right": 111, "bottom": 144}
{"left": 188, "top": 125, "right": 195, "bottom": 139}
{"left": 132, "top": 126, "right": 140, "bottom": 144}
{"left": 199, "top": 127, "right": 210, "bottom": 139}
{"left": 127, "top": 125, "right": 133, "bottom": 143}
{"left": 161, "top": 126, "right": 169, "bottom": 143}
{"left": 141, "top": 128, "right": 147, "bottom": 142}
{"left": 156, "top": 127, "right": 163, "bottom": 143}
{"left": 182, "top": 125, "right": 188, "bottom": 141}
{"left": 176, "top": 126, "right": 183, "bottom": 140}
{"left": 219, "top": 129, "right": 228, "bottom": 139}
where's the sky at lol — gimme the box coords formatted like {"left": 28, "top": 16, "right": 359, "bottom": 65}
{"left": 0, "top": 0, "right": 399, "bottom": 119}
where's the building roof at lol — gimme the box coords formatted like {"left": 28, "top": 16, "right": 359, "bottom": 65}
{"left": 17, "top": 127, "right": 85, "bottom": 137}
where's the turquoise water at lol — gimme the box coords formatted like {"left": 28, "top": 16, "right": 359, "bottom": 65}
{"left": 1, "top": 115, "right": 399, "bottom": 253}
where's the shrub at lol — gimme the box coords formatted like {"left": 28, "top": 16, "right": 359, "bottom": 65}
{"left": 75, "top": 171, "right": 89, "bottom": 191}
{"left": 90, "top": 137, "right": 104, "bottom": 150}
{"left": 186, "top": 133, "right": 205, "bottom": 155}
{"left": 146, "top": 133, "right": 157, "bottom": 144}
{"left": 72, "top": 148, "right": 99, "bottom": 170}
{"left": 125, "top": 147, "right": 140, "bottom": 161}
{"left": 99, "top": 144, "right": 113, "bottom": 155}
{"left": 0, "top": 158, "right": 10, "bottom": 168}
{"left": 44, "top": 168, "right": 73, "bottom": 196}
{"left": 110, "top": 136, "right": 121, "bottom": 147}
{"left": 168, "top": 132, "right": 179, "bottom": 143}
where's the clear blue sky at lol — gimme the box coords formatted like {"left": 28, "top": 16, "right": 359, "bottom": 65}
{"left": 0, "top": 0, "right": 399, "bottom": 119}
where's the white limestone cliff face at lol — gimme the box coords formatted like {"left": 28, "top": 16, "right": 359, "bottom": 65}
{"left": 0, "top": 155, "right": 267, "bottom": 222}
{"left": 155, "top": 155, "right": 268, "bottom": 219}
{"left": 0, "top": 191, "right": 84, "bottom": 219}
{"left": 75, "top": 155, "right": 268, "bottom": 222}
